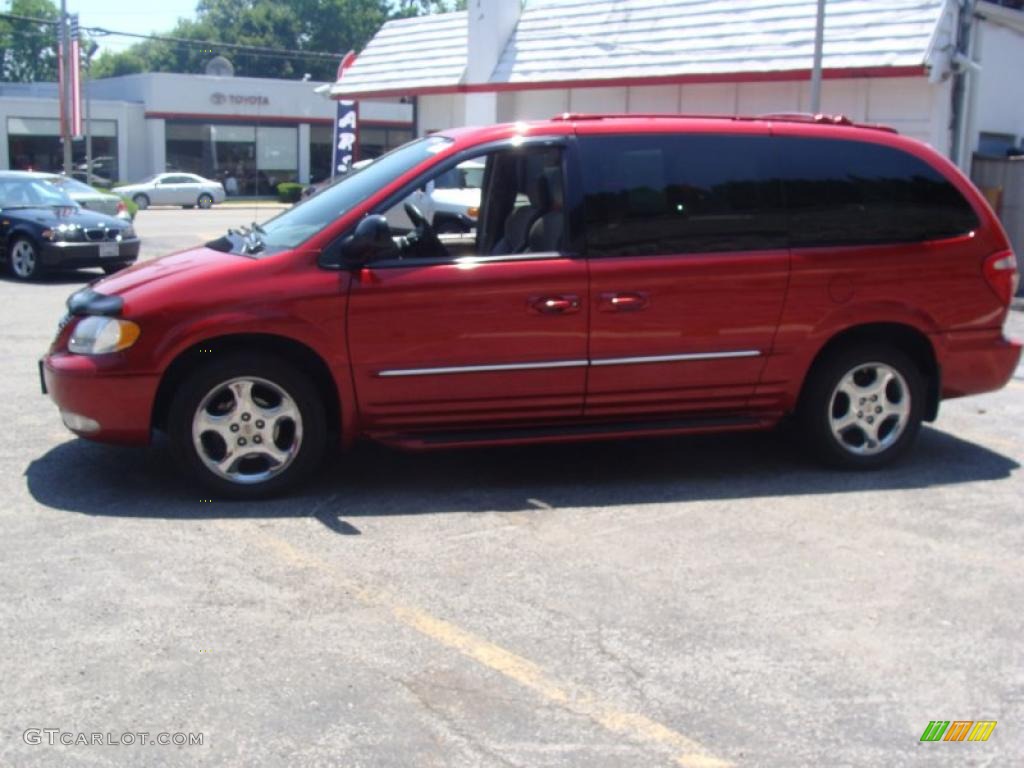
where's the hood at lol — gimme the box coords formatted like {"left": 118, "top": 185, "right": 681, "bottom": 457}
{"left": 2, "top": 205, "right": 125, "bottom": 228}
{"left": 95, "top": 246, "right": 252, "bottom": 312}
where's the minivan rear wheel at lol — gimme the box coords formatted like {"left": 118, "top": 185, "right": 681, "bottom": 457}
{"left": 799, "top": 344, "right": 924, "bottom": 469}
{"left": 167, "top": 353, "right": 326, "bottom": 499}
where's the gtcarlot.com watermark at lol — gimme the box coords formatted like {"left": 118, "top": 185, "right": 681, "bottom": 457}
{"left": 24, "top": 729, "right": 203, "bottom": 747}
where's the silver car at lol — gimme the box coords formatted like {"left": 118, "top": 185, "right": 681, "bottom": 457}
{"left": 38, "top": 174, "right": 132, "bottom": 221}
{"left": 117, "top": 173, "right": 226, "bottom": 210}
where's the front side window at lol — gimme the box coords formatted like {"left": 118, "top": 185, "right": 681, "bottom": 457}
{"left": 776, "top": 137, "right": 979, "bottom": 247}
{"left": 377, "top": 144, "right": 566, "bottom": 261}
{"left": 579, "top": 134, "right": 787, "bottom": 257}
{"left": 248, "top": 135, "right": 454, "bottom": 255}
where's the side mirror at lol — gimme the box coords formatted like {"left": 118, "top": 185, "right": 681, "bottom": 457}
{"left": 319, "top": 214, "right": 394, "bottom": 269}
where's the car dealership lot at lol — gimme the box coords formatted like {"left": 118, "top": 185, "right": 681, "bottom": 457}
{"left": 2, "top": 207, "right": 1023, "bottom": 766}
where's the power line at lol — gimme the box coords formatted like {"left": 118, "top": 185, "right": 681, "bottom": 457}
{"left": 0, "top": 11, "right": 344, "bottom": 62}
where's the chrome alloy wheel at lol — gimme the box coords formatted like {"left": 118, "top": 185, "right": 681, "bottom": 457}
{"left": 10, "top": 240, "right": 37, "bottom": 278}
{"left": 828, "top": 362, "right": 910, "bottom": 456}
{"left": 191, "top": 376, "right": 303, "bottom": 485}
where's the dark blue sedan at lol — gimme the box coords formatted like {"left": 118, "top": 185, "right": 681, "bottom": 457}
{"left": 0, "top": 171, "right": 140, "bottom": 281}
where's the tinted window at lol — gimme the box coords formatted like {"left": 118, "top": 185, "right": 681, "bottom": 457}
{"left": 579, "top": 134, "right": 787, "bottom": 256}
{"left": 776, "top": 137, "right": 978, "bottom": 247}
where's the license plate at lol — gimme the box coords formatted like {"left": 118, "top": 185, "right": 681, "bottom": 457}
{"left": 99, "top": 242, "right": 119, "bottom": 258}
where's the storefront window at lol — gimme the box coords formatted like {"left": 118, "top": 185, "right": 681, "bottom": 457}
{"left": 7, "top": 117, "right": 119, "bottom": 184}
{"left": 309, "top": 122, "right": 414, "bottom": 184}
{"left": 360, "top": 126, "right": 414, "bottom": 160}
{"left": 310, "top": 124, "right": 333, "bottom": 184}
{"left": 165, "top": 121, "right": 297, "bottom": 197}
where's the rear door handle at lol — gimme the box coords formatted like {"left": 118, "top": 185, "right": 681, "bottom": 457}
{"left": 530, "top": 295, "right": 581, "bottom": 314}
{"left": 600, "top": 292, "right": 649, "bottom": 312}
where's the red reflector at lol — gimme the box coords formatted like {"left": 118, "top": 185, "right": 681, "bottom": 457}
{"left": 983, "top": 250, "right": 1019, "bottom": 306}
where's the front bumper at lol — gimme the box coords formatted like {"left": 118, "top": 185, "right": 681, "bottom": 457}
{"left": 41, "top": 351, "right": 157, "bottom": 445}
{"left": 936, "top": 330, "right": 1023, "bottom": 399}
{"left": 41, "top": 238, "right": 141, "bottom": 269}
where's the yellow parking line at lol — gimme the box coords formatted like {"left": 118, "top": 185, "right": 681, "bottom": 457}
{"left": 218, "top": 523, "right": 731, "bottom": 768}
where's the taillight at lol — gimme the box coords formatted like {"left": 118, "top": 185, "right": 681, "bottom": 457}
{"left": 982, "top": 250, "right": 1019, "bottom": 306}
{"left": 116, "top": 200, "right": 126, "bottom": 214}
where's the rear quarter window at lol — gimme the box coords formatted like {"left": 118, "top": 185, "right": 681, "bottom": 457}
{"left": 775, "top": 136, "right": 979, "bottom": 247}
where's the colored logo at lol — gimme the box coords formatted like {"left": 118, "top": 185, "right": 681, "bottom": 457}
{"left": 920, "top": 720, "right": 997, "bottom": 742}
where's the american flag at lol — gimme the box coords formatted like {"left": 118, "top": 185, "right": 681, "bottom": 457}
{"left": 57, "top": 14, "right": 83, "bottom": 139}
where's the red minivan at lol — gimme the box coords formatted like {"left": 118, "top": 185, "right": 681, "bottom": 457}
{"left": 41, "top": 114, "right": 1021, "bottom": 498}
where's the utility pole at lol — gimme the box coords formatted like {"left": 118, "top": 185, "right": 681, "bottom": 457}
{"left": 809, "top": 0, "right": 827, "bottom": 114}
{"left": 85, "top": 41, "right": 98, "bottom": 183}
{"left": 59, "top": 0, "right": 72, "bottom": 173}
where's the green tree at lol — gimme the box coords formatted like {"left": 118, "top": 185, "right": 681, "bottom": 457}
{"left": 0, "top": 0, "right": 60, "bottom": 82}
{"left": 90, "top": 0, "right": 464, "bottom": 81}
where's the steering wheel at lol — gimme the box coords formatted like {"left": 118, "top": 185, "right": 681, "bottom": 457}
{"left": 404, "top": 201, "right": 433, "bottom": 234}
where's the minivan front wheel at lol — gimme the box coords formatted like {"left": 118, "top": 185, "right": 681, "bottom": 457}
{"left": 168, "top": 354, "right": 326, "bottom": 498}
{"left": 800, "top": 345, "right": 924, "bottom": 469}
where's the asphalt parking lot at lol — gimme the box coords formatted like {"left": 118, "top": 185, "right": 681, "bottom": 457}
{"left": 2, "top": 206, "right": 1023, "bottom": 766}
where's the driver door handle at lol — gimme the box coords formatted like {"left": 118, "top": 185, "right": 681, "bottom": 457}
{"left": 530, "top": 295, "right": 580, "bottom": 315}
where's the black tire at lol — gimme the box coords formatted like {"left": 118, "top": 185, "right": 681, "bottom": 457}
{"left": 798, "top": 343, "right": 925, "bottom": 469}
{"left": 197, "top": 193, "right": 214, "bottom": 209}
{"left": 7, "top": 235, "right": 44, "bottom": 281}
{"left": 167, "top": 353, "right": 327, "bottom": 499}
{"left": 133, "top": 194, "right": 149, "bottom": 210}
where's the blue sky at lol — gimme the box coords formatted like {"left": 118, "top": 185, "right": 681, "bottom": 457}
{"left": 64, "top": 0, "right": 200, "bottom": 53}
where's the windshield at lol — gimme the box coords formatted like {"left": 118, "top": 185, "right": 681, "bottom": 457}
{"left": 0, "top": 178, "right": 76, "bottom": 208}
{"left": 47, "top": 176, "right": 99, "bottom": 195}
{"left": 252, "top": 136, "right": 453, "bottom": 254}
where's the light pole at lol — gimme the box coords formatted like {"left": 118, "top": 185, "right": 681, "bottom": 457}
{"left": 59, "top": 0, "right": 72, "bottom": 173}
{"left": 809, "top": 0, "right": 827, "bottom": 114}
{"left": 84, "top": 40, "right": 98, "bottom": 183}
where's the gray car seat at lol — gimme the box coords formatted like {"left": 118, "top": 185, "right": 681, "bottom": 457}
{"left": 491, "top": 173, "right": 552, "bottom": 255}
{"left": 526, "top": 169, "right": 564, "bottom": 253}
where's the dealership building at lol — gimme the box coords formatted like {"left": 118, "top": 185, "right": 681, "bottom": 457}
{"left": 0, "top": 73, "right": 413, "bottom": 192}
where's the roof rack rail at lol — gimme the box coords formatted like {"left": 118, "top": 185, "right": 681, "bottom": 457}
{"left": 549, "top": 112, "right": 897, "bottom": 133}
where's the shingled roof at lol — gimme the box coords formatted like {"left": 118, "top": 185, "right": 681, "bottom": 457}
{"left": 331, "top": 0, "right": 953, "bottom": 98}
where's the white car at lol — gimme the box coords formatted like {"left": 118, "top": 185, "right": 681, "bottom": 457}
{"left": 382, "top": 158, "right": 483, "bottom": 233}
{"left": 117, "top": 173, "right": 226, "bottom": 210}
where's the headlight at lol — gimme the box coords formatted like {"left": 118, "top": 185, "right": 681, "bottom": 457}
{"left": 68, "top": 316, "right": 141, "bottom": 355}
{"left": 120, "top": 225, "right": 136, "bottom": 239}
{"left": 45, "top": 224, "right": 82, "bottom": 242}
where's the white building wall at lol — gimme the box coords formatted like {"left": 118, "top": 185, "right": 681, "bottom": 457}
{"left": 568, "top": 87, "right": 628, "bottom": 113}
{"left": 429, "top": 77, "right": 948, "bottom": 152}
{"left": 417, "top": 93, "right": 467, "bottom": 134}
{"left": 973, "top": 20, "right": 1024, "bottom": 151}
{"left": 145, "top": 119, "right": 166, "bottom": 179}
